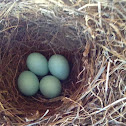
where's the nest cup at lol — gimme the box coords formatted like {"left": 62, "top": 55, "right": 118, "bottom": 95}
{"left": 0, "top": 12, "right": 90, "bottom": 123}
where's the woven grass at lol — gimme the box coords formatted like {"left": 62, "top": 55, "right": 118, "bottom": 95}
{"left": 0, "top": 0, "right": 126, "bottom": 125}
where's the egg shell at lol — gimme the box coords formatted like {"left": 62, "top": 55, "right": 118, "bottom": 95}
{"left": 48, "top": 54, "right": 70, "bottom": 80}
{"left": 40, "top": 75, "right": 62, "bottom": 98}
{"left": 18, "top": 71, "right": 39, "bottom": 96}
{"left": 26, "top": 52, "right": 48, "bottom": 76}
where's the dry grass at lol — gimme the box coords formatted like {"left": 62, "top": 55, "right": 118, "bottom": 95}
{"left": 0, "top": 0, "right": 126, "bottom": 125}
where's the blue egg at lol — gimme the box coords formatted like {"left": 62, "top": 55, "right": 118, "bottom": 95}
{"left": 26, "top": 52, "right": 48, "bottom": 76}
{"left": 40, "top": 75, "right": 62, "bottom": 98}
{"left": 18, "top": 71, "right": 39, "bottom": 96}
{"left": 48, "top": 54, "right": 70, "bottom": 80}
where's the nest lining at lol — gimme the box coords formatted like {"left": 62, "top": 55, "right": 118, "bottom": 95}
{"left": 1, "top": 18, "right": 85, "bottom": 108}
{"left": 0, "top": 13, "right": 89, "bottom": 125}
{"left": 0, "top": 0, "right": 126, "bottom": 126}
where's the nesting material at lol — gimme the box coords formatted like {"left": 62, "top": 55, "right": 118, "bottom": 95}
{"left": 0, "top": 0, "right": 126, "bottom": 125}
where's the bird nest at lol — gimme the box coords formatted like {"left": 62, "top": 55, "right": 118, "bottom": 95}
{"left": 0, "top": 0, "right": 126, "bottom": 125}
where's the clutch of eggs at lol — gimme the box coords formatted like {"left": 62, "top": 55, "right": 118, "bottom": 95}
{"left": 18, "top": 53, "right": 70, "bottom": 98}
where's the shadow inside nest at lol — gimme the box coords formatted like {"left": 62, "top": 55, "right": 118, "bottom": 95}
{"left": 0, "top": 19, "right": 90, "bottom": 118}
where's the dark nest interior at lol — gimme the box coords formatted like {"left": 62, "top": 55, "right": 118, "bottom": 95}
{"left": 0, "top": 0, "right": 126, "bottom": 126}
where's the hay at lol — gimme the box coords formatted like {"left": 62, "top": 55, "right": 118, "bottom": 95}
{"left": 0, "top": 0, "right": 126, "bottom": 125}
